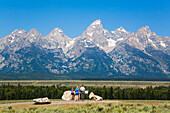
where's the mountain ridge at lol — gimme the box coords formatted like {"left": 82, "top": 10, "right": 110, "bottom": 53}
{"left": 0, "top": 19, "right": 169, "bottom": 78}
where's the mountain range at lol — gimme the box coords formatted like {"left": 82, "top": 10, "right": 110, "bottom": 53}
{"left": 0, "top": 19, "right": 169, "bottom": 78}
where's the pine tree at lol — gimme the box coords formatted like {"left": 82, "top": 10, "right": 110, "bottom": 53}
{"left": 109, "top": 87, "right": 113, "bottom": 99}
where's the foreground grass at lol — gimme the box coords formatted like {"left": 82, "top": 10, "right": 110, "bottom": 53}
{"left": 1, "top": 99, "right": 169, "bottom": 104}
{"left": 0, "top": 100, "right": 32, "bottom": 104}
{"left": 0, "top": 99, "right": 61, "bottom": 104}
{"left": 1, "top": 102, "right": 170, "bottom": 113}
{"left": 122, "top": 100, "right": 170, "bottom": 103}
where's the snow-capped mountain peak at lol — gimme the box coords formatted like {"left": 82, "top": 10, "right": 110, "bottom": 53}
{"left": 83, "top": 19, "right": 105, "bottom": 37}
{"left": 86, "top": 19, "right": 103, "bottom": 30}
{"left": 90, "top": 19, "right": 102, "bottom": 26}
{"left": 47, "top": 28, "right": 65, "bottom": 37}
{"left": 53, "top": 28, "right": 63, "bottom": 33}
{"left": 11, "top": 29, "right": 27, "bottom": 34}
{"left": 28, "top": 28, "right": 39, "bottom": 35}
{"left": 110, "top": 27, "right": 129, "bottom": 38}
{"left": 0, "top": 20, "right": 169, "bottom": 77}
{"left": 136, "top": 26, "right": 151, "bottom": 34}
{"left": 117, "top": 26, "right": 128, "bottom": 33}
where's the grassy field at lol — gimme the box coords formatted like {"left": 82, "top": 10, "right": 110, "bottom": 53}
{"left": 0, "top": 100, "right": 32, "bottom": 104}
{"left": 0, "top": 80, "right": 170, "bottom": 88}
{"left": 0, "top": 100, "right": 170, "bottom": 113}
{"left": 121, "top": 100, "right": 170, "bottom": 105}
{"left": 0, "top": 99, "right": 61, "bottom": 104}
{"left": 0, "top": 99, "right": 169, "bottom": 105}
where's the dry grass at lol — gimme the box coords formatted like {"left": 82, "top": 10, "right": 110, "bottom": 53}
{"left": 0, "top": 99, "right": 61, "bottom": 104}
{"left": 1, "top": 100, "right": 169, "bottom": 110}
{"left": 121, "top": 100, "right": 170, "bottom": 106}
{"left": 0, "top": 100, "right": 32, "bottom": 104}
{"left": 12, "top": 103, "right": 84, "bottom": 110}
{"left": 0, "top": 80, "right": 170, "bottom": 88}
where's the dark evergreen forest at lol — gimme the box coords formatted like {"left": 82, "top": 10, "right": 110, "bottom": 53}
{"left": 0, "top": 84, "right": 170, "bottom": 100}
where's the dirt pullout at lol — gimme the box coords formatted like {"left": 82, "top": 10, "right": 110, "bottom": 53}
{"left": 0, "top": 100, "right": 120, "bottom": 108}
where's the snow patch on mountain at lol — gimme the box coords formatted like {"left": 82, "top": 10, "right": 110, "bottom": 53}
{"left": 66, "top": 40, "right": 75, "bottom": 48}
{"left": 0, "top": 63, "right": 5, "bottom": 69}
{"left": 84, "top": 40, "right": 89, "bottom": 47}
{"left": 103, "top": 29, "right": 109, "bottom": 34}
{"left": 148, "top": 38, "right": 153, "bottom": 43}
{"left": 18, "top": 31, "right": 23, "bottom": 33}
{"left": 117, "top": 38, "right": 124, "bottom": 41}
{"left": 147, "top": 33, "right": 151, "bottom": 37}
{"left": 107, "top": 38, "right": 117, "bottom": 47}
{"left": 0, "top": 56, "right": 5, "bottom": 63}
{"left": 87, "top": 32, "right": 93, "bottom": 36}
{"left": 54, "top": 28, "right": 63, "bottom": 32}
{"left": 148, "top": 38, "right": 156, "bottom": 48}
{"left": 96, "top": 44, "right": 103, "bottom": 48}
{"left": 12, "top": 36, "right": 15, "bottom": 39}
{"left": 10, "top": 40, "right": 14, "bottom": 43}
{"left": 160, "top": 41, "right": 166, "bottom": 47}
{"left": 57, "top": 29, "right": 63, "bottom": 32}
{"left": 111, "top": 31, "right": 115, "bottom": 34}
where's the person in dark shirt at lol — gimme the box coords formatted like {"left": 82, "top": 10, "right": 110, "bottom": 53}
{"left": 71, "top": 87, "right": 75, "bottom": 100}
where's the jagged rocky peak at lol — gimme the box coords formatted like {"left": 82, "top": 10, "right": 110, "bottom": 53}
{"left": 109, "top": 26, "right": 129, "bottom": 43}
{"left": 110, "top": 26, "right": 129, "bottom": 37}
{"left": 90, "top": 19, "right": 102, "bottom": 26}
{"left": 136, "top": 26, "right": 151, "bottom": 34}
{"left": 87, "top": 19, "right": 103, "bottom": 30}
{"left": 3, "top": 29, "right": 27, "bottom": 43}
{"left": 28, "top": 28, "right": 39, "bottom": 34}
{"left": 115, "top": 26, "right": 128, "bottom": 33}
{"left": 152, "top": 32, "right": 157, "bottom": 35}
{"left": 11, "top": 29, "right": 27, "bottom": 34}
{"left": 52, "top": 28, "right": 63, "bottom": 33}
{"left": 26, "top": 28, "right": 43, "bottom": 39}
{"left": 46, "top": 27, "right": 67, "bottom": 38}
{"left": 45, "top": 27, "right": 71, "bottom": 52}
{"left": 83, "top": 19, "right": 109, "bottom": 37}
{"left": 134, "top": 26, "right": 153, "bottom": 45}
{"left": 127, "top": 26, "right": 159, "bottom": 50}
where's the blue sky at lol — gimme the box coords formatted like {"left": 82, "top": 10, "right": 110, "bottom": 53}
{"left": 0, "top": 0, "right": 170, "bottom": 38}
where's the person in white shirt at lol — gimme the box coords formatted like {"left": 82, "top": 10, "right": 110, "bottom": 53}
{"left": 80, "top": 85, "right": 85, "bottom": 100}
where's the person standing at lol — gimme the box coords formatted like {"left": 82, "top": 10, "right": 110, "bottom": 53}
{"left": 71, "top": 87, "right": 75, "bottom": 100}
{"left": 75, "top": 86, "right": 80, "bottom": 101}
{"left": 80, "top": 85, "right": 85, "bottom": 100}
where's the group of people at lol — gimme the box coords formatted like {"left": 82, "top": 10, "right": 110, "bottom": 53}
{"left": 71, "top": 85, "right": 86, "bottom": 101}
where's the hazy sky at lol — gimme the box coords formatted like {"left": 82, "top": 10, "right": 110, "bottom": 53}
{"left": 0, "top": 0, "right": 170, "bottom": 38}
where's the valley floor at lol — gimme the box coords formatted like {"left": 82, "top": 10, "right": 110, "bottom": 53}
{"left": 1, "top": 80, "right": 170, "bottom": 88}
{"left": 0, "top": 100, "right": 170, "bottom": 113}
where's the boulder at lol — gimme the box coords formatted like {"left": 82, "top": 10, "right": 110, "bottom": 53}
{"left": 62, "top": 91, "right": 72, "bottom": 101}
{"left": 89, "top": 92, "right": 103, "bottom": 101}
{"left": 33, "top": 97, "right": 51, "bottom": 104}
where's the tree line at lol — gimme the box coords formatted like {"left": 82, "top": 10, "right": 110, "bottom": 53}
{"left": 0, "top": 84, "right": 170, "bottom": 100}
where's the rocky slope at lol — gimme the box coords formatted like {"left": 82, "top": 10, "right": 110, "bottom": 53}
{"left": 0, "top": 19, "right": 169, "bottom": 77}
